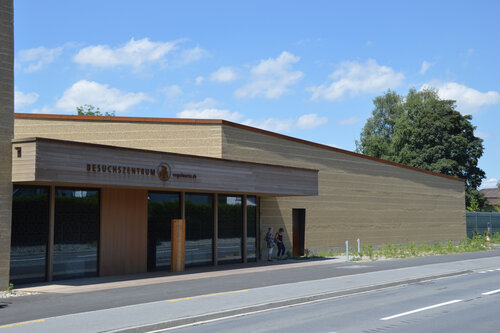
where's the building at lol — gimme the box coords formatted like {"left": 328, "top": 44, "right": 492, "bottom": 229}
{"left": 480, "top": 188, "right": 499, "bottom": 206}
{"left": 4, "top": 113, "right": 465, "bottom": 286}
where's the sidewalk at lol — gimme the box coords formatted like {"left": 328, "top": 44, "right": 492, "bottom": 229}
{"left": 15, "top": 257, "right": 347, "bottom": 294}
{"left": 3, "top": 255, "right": 500, "bottom": 333}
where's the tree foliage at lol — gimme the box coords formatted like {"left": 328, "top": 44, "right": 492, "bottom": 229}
{"left": 76, "top": 104, "right": 115, "bottom": 117}
{"left": 356, "top": 88, "right": 485, "bottom": 208}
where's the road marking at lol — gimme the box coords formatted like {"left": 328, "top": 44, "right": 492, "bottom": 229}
{"left": 482, "top": 289, "right": 500, "bottom": 296}
{"left": 380, "top": 300, "right": 462, "bottom": 321}
{"left": 0, "top": 319, "right": 45, "bottom": 329}
{"left": 167, "top": 289, "right": 249, "bottom": 302}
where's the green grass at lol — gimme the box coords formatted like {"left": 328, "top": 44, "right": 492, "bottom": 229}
{"left": 284, "top": 233, "right": 499, "bottom": 262}
{"left": 356, "top": 234, "right": 496, "bottom": 261}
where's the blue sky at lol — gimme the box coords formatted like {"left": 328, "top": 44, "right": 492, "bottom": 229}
{"left": 13, "top": 1, "right": 500, "bottom": 188}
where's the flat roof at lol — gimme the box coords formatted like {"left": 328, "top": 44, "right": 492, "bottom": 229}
{"left": 15, "top": 113, "right": 464, "bottom": 183}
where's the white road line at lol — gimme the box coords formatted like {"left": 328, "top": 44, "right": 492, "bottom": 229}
{"left": 380, "top": 300, "right": 462, "bottom": 321}
{"left": 482, "top": 289, "right": 500, "bottom": 296}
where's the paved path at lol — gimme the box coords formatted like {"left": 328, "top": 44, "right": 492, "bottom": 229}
{"left": 0, "top": 251, "right": 500, "bottom": 332}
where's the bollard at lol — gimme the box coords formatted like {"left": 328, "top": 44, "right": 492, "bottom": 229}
{"left": 346, "top": 240, "right": 349, "bottom": 261}
{"left": 357, "top": 238, "right": 360, "bottom": 257}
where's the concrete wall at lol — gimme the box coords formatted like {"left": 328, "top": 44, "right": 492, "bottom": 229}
{"left": 0, "top": 0, "right": 13, "bottom": 290}
{"left": 220, "top": 125, "right": 466, "bottom": 255}
{"left": 14, "top": 118, "right": 223, "bottom": 158}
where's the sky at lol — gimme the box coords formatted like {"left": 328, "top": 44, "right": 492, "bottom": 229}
{"left": 13, "top": 1, "right": 500, "bottom": 189}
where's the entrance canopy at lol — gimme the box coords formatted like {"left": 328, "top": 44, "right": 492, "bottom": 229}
{"left": 12, "top": 137, "right": 318, "bottom": 196}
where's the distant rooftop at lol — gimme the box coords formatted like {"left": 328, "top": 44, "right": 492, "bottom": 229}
{"left": 480, "top": 188, "right": 499, "bottom": 206}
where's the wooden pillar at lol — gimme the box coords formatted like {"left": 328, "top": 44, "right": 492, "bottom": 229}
{"left": 258, "top": 197, "right": 262, "bottom": 261}
{"left": 242, "top": 195, "right": 247, "bottom": 263}
{"left": 46, "top": 186, "right": 55, "bottom": 282}
{"left": 213, "top": 194, "right": 218, "bottom": 266}
{"left": 171, "top": 219, "right": 185, "bottom": 272}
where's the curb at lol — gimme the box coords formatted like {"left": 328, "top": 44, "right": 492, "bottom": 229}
{"left": 105, "top": 269, "right": 473, "bottom": 333}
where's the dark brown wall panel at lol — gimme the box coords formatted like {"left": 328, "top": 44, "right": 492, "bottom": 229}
{"left": 100, "top": 188, "right": 148, "bottom": 276}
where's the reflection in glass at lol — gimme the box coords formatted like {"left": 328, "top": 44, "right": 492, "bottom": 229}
{"left": 148, "top": 192, "right": 180, "bottom": 271}
{"left": 10, "top": 186, "right": 49, "bottom": 285}
{"left": 53, "top": 188, "right": 99, "bottom": 280}
{"left": 185, "top": 194, "right": 213, "bottom": 266}
{"left": 218, "top": 195, "right": 243, "bottom": 264}
{"left": 247, "top": 196, "right": 257, "bottom": 261}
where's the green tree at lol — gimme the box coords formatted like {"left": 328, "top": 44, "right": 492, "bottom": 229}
{"left": 76, "top": 104, "right": 115, "bottom": 117}
{"left": 357, "top": 88, "right": 486, "bottom": 208}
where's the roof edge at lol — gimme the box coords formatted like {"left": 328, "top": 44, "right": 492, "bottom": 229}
{"left": 14, "top": 113, "right": 465, "bottom": 183}
{"left": 14, "top": 113, "right": 224, "bottom": 124}
{"left": 12, "top": 136, "right": 319, "bottom": 173}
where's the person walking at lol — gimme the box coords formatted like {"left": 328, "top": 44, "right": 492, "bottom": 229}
{"left": 275, "top": 228, "right": 286, "bottom": 260}
{"left": 265, "top": 227, "right": 275, "bottom": 261}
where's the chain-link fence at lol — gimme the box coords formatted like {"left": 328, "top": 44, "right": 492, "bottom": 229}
{"left": 466, "top": 212, "right": 500, "bottom": 237}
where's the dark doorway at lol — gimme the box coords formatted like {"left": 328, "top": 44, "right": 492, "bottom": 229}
{"left": 292, "top": 208, "right": 305, "bottom": 256}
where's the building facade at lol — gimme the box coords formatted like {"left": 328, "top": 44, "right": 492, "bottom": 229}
{"left": 4, "top": 113, "right": 465, "bottom": 287}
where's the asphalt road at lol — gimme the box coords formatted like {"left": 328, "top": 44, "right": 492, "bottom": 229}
{"left": 168, "top": 267, "right": 500, "bottom": 333}
{"left": 1, "top": 249, "right": 500, "bottom": 326}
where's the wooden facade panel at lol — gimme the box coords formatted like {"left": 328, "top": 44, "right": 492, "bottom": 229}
{"left": 221, "top": 125, "right": 465, "bottom": 253}
{"left": 100, "top": 188, "right": 148, "bottom": 276}
{"left": 14, "top": 139, "right": 317, "bottom": 197}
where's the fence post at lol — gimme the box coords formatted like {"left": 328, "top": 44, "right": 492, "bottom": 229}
{"left": 346, "top": 240, "right": 349, "bottom": 261}
{"left": 357, "top": 238, "right": 360, "bottom": 257}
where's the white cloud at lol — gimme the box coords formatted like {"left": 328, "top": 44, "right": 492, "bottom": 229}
{"left": 14, "top": 90, "right": 39, "bottom": 109}
{"left": 162, "top": 85, "right": 182, "bottom": 100}
{"left": 178, "top": 98, "right": 242, "bottom": 121}
{"left": 480, "top": 178, "right": 498, "bottom": 189}
{"left": 339, "top": 116, "right": 363, "bottom": 126}
{"left": 309, "top": 59, "right": 404, "bottom": 100}
{"left": 183, "top": 98, "right": 219, "bottom": 109}
{"left": 18, "top": 46, "right": 63, "bottom": 72}
{"left": 244, "top": 113, "right": 328, "bottom": 133}
{"left": 421, "top": 82, "right": 500, "bottom": 114}
{"left": 235, "top": 51, "right": 303, "bottom": 99}
{"left": 475, "top": 131, "right": 489, "bottom": 139}
{"left": 243, "top": 118, "right": 295, "bottom": 132}
{"left": 328, "top": 143, "right": 344, "bottom": 149}
{"left": 195, "top": 76, "right": 204, "bottom": 85}
{"left": 55, "top": 80, "right": 150, "bottom": 113}
{"left": 420, "top": 60, "right": 434, "bottom": 75}
{"left": 296, "top": 113, "right": 328, "bottom": 129}
{"left": 29, "top": 106, "right": 53, "bottom": 114}
{"left": 210, "top": 67, "right": 238, "bottom": 82}
{"left": 179, "top": 46, "right": 209, "bottom": 65}
{"left": 73, "top": 38, "right": 179, "bottom": 68}
{"left": 177, "top": 108, "right": 243, "bottom": 122}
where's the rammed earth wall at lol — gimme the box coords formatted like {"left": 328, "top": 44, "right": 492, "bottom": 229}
{"left": 0, "top": 0, "right": 13, "bottom": 290}
{"left": 220, "top": 124, "right": 465, "bottom": 255}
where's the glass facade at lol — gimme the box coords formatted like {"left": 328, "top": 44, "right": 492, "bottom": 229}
{"left": 247, "top": 196, "right": 257, "bottom": 261}
{"left": 53, "top": 188, "right": 100, "bottom": 280}
{"left": 217, "top": 195, "right": 243, "bottom": 264}
{"left": 147, "top": 192, "right": 180, "bottom": 271}
{"left": 185, "top": 193, "right": 213, "bottom": 266}
{"left": 10, "top": 186, "right": 49, "bottom": 285}
{"left": 10, "top": 184, "right": 260, "bottom": 284}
